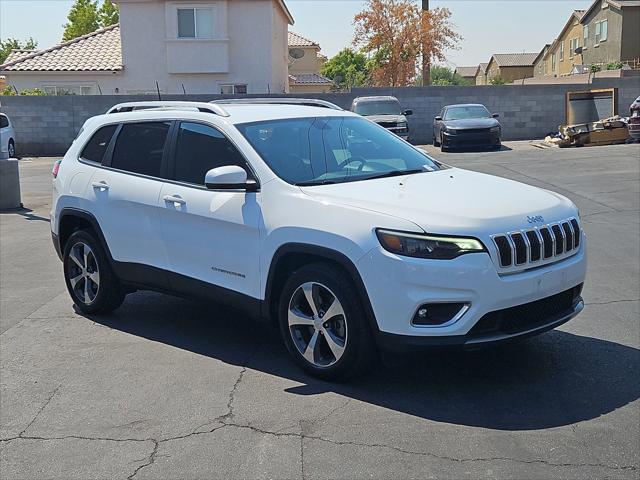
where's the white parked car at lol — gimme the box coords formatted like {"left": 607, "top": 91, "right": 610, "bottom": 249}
{"left": 51, "top": 100, "right": 587, "bottom": 380}
{"left": 0, "top": 113, "right": 16, "bottom": 158}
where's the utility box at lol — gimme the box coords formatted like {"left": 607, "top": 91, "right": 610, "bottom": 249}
{"left": 0, "top": 159, "right": 22, "bottom": 210}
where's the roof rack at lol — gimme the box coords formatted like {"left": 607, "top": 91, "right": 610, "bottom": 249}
{"left": 211, "top": 98, "right": 343, "bottom": 111}
{"left": 106, "top": 101, "right": 230, "bottom": 117}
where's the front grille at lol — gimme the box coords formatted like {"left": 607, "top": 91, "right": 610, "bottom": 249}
{"left": 468, "top": 284, "right": 583, "bottom": 336}
{"left": 378, "top": 121, "right": 399, "bottom": 128}
{"left": 458, "top": 128, "right": 491, "bottom": 134}
{"left": 491, "top": 218, "right": 581, "bottom": 271}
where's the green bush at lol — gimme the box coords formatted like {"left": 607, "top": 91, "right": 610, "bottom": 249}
{"left": 0, "top": 86, "right": 47, "bottom": 96}
{"left": 606, "top": 61, "right": 623, "bottom": 70}
{"left": 590, "top": 64, "right": 602, "bottom": 73}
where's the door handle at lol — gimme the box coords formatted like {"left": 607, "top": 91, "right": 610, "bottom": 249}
{"left": 163, "top": 195, "right": 186, "bottom": 205}
{"left": 91, "top": 181, "right": 109, "bottom": 190}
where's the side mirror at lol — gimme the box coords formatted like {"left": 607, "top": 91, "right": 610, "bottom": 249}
{"left": 403, "top": 109, "right": 413, "bottom": 116}
{"left": 205, "top": 165, "right": 257, "bottom": 191}
{"left": 434, "top": 116, "right": 443, "bottom": 121}
{"left": 492, "top": 113, "right": 500, "bottom": 118}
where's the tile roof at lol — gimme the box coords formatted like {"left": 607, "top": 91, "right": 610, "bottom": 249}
{"left": 1, "top": 25, "right": 122, "bottom": 72}
{"left": 491, "top": 53, "right": 539, "bottom": 67}
{"left": 455, "top": 66, "right": 478, "bottom": 78}
{"left": 3, "top": 49, "right": 37, "bottom": 64}
{"left": 288, "top": 73, "right": 333, "bottom": 85}
{"left": 288, "top": 31, "right": 319, "bottom": 47}
{"left": 583, "top": 0, "right": 640, "bottom": 21}
{"left": 477, "top": 63, "right": 489, "bottom": 75}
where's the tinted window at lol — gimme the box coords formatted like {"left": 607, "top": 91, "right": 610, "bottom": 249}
{"left": 80, "top": 125, "right": 117, "bottom": 164}
{"left": 0, "top": 115, "right": 8, "bottom": 128}
{"left": 445, "top": 105, "right": 491, "bottom": 120}
{"left": 353, "top": 100, "right": 402, "bottom": 116}
{"left": 237, "top": 116, "right": 441, "bottom": 185}
{"left": 174, "top": 122, "right": 247, "bottom": 185}
{"left": 111, "top": 122, "right": 170, "bottom": 177}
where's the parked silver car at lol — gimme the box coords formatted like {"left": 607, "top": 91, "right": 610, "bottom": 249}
{"left": 0, "top": 113, "right": 17, "bottom": 158}
{"left": 351, "top": 96, "right": 412, "bottom": 140}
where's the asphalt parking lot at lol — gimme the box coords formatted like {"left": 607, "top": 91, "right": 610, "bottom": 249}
{"left": 1, "top": 141, "right": 639, "bottom": 479}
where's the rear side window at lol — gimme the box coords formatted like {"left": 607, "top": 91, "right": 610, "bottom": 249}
{"left": 174, "top": 122, "right": 247, "bottom": 185}
{"left": 0, "top": 115, "right": 9, "bottom": 128}
{"left": 80, "top": 125, "right": 117, "bottom": 164}
{"left": 111, "top": 122, "right": 170, "bottom": 177}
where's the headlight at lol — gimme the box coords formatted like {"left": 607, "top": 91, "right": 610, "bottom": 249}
{"left": 376, "top": 229, "right": 485, "bottom": 260}
{"left": 444, "top": 127, "right": 457, "bottom": 134}
{"left": 398, "top": 122, "right": 408, "bottom": 128}
{"left": 490, "top": 126, "right": 501, "bottom": 134}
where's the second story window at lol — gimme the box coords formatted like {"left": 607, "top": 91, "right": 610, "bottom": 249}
{"left": 177, "top": 8, "right": 214, "bottom": 39}
{"left": 559, "top": 42, "right": 564, "bottom": 61}
{"left": 583, "top": 25, "right": 589, "bottom": 48}
{"left": 552, "top": 53, "right": 557, "bottom": 72}
{"left": 595, "top": 19, "right": 608, "bottom": 44}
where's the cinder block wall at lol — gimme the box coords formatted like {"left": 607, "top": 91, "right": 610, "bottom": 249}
{"left": 1, "top": 77, "right": 637, "bottom": 156}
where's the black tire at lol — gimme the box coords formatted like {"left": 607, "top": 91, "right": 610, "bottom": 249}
{"left": 278, "top": 263, "right": 375, "bottom": 381}
{"left": 8, "top": 139, "right": 15, "bottom": 158}
{"left": 63, "top": 229, "right": 125, "bottom": 314}
{"left": 433, "top": 134, "right": 440, "bottom": 147}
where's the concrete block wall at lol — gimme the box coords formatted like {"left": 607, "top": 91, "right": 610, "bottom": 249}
{"left": 1, "top": 77, "right": 637, "bottom": 155}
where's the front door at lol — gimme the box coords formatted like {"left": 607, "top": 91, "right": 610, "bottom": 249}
{"left": 158, "top": 122, "right": 262, "bottom": 299}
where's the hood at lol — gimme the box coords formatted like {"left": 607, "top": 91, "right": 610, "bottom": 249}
{"left": 365, "top": 114, "right": 406, "bottom": 124}
{"left": 300, "top": 168, "right": 576, "bottom": 236}
{"left": 443, "top": 117, "right": 500, "bottom": 129}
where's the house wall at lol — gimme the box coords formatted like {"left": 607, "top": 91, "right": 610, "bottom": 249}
{"left": 289, "top": 46, "right": 320, "bottom": 74}
{"left": 3, "top": 77, "right": 638, "bottom": 154}
{"left": 581, "top": 1, "right": 625, "bottom": 65}
{"left": 551, "top": 18, "right": 585, "bottom": 76}
{"left": 621, "top": 7, "right": 640, "bottom": 63}
{"left": 488, "top": 63, "right": 535, "bottom": 84}
{"left": 289, "top": 83, "right": 331, "bottom": 93}
{"left": 475, "top": 71, "right": 487, "bottom": 85}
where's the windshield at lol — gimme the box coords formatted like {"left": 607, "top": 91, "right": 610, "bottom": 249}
{"left": 353, "top": 100, "right": 402, "bottom": 116}
{"left": 236, "top": 116, "right": 441, "bottom": 186}
{"left": 445, "top": 105, "right": 491, "bottom": 121}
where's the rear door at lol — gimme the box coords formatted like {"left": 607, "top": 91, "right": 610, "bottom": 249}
{"left": 158, "top": 121, "right": 262, "bottom": 299}
{"left": 88, "top": 121, "right": 172, "bottom": 279}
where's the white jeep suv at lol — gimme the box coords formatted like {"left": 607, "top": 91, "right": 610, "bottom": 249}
{"left": 51, "top": 99, "right": 587, "bottom": 380}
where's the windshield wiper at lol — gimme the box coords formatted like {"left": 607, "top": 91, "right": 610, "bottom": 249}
{"left": 361, "top": 169, "right": 426, "bottom": 181}
{"left": 295, "top": 179, "right": 337, "bottom": 186}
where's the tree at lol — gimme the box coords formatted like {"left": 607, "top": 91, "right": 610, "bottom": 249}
{"left": 99, "top": 0, "right": 119, "bottom": 27}
{"left": 0, "top": 38, "right": 37, "bottom": 64}
{"left": 489, "top": 76, "right": 507, "bottom": 85}
{"left": 353, "top": 0, "right": 461, "bottom": 87}
{"left": 320, "top": 48, "right": 371, "bottom": 91}
{"left": 415, "top": 65, "right": 469, "bottom": 86}
{"left": 63, "top": 0, "right": 100, "bottom": 41}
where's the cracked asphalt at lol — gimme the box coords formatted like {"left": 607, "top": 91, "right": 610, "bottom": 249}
{"left": 1, "top": 141, "right": 639, "bottom": 479}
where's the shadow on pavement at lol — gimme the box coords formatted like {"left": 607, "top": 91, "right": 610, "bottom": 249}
{"left": 80, "top": 290, "right": 640, "bottom": 431}
{"left": 0, "top": 206, "right": 50, "bottom": 222}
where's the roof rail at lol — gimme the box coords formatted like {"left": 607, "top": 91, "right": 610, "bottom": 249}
{"left": 106, "top": 101, "right": 230, "bottom": 117}
{"left": 211, "top": 98, "right": 343, "bottom": 111}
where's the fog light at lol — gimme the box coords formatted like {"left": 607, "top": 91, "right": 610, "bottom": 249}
{"left": 412, "top": 303, "right": 468, "bottom": 326}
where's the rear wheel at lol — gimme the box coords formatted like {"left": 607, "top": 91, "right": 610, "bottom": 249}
{"left": 278, "top": 263, "right": 375, "bottom": 380}
{"left": 63, "top": 229, "right": 125, "bottom": 314}
{"left": 8, "top": 139, "right": 15, "bottom": 158}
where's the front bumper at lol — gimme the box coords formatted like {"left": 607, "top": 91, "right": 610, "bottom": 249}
{"left": 443, "top": 130, "right": 501, "bottom": 148}
{"left": 52, "top": 231, "right": 63, "bottom": 260}
{"left": 356, "top": 241, "right": 587, "bottom": 340}
{"left": 376, "top": 290, "right": 584, "bottom": 352}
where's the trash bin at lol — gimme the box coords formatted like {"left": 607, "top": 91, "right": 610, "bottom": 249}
{"left": 0, "top": 158, "right": 22, "bottom": 210}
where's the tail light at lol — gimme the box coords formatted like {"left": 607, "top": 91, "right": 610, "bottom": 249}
{"left": 52, "top": 159, "right": 62, "bottom": 178}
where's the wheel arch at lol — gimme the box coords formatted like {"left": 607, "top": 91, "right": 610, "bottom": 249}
{"left": 58, "top": 208, "right": 113, "bottom": 262}
{"left": 263, "top": 243, "right": 379, "bottom": 334}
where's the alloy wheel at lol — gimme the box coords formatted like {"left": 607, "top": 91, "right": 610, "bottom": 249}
{"left": 8, "top": 141, "right": 15, "bottom": 158}
{"left": 66, "top": 241, "right": 100, "bottom": 304}
{"left": 288, "top": 282, "right": 348, "bottom": 367}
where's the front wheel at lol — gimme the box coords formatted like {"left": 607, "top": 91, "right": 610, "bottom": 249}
{"left": 63, "top": 229, "right": 125, "bottom": 314}
{"left": 278, "top": 263, "right": 375, "bottom": 380}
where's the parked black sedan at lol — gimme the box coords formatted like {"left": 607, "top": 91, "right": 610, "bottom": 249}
{"left": 433, "top": 104, "right": 502, "bottom": 152}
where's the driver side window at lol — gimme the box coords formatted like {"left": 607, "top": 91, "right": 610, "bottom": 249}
{"left": 173, "top": 122, "right": 248, "bottom": 185}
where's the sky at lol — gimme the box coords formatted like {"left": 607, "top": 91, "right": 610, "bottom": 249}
{"left": 0, "top": 0, "right": 595, "bottom": 68}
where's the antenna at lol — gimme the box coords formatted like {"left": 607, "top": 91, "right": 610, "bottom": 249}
{"left": 155, "top": 81, "right": 162, "bottom": 101}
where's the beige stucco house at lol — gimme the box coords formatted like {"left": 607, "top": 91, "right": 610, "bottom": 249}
{"left": 1, "top": 0, "right": 294, "bottom": 95}
{"left": 485, "top": 53, "right": 538, "bottom": 84}
{"left": 454, "top": 66, "right": 478, "bottom": 85}
{"left": 475, "top": 63, "right": 488, "bottom": 85}
{"left": 539, "top": 10, "right": 586, "bottom": 77}
{"left": 287, "top": 31, "right": 333, "bottom": 93}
